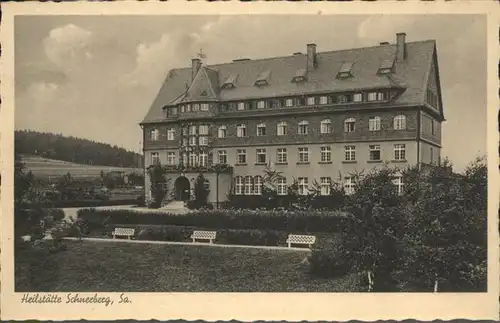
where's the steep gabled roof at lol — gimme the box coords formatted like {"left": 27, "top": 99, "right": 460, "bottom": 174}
{"left": 142, "top": 40, "right": 437, "bottom": 123}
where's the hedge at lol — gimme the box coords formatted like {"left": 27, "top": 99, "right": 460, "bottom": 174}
{"left": 76, "top": 208, "right": 348, "bottom": 233}
{"left": 26, "top": 199, "right": 140, "bottom": 209}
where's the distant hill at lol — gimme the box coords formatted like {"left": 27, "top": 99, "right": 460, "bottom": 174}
{"left": 15, "top": 130, "right": 143, "bottom": 168}
{"left": 22, "top": 155, "right": 142, "bottom": 181}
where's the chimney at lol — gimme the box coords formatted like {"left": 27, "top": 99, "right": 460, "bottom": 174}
{"left": 191, "top": 58, "right": 202, "bottom": 82}
{"left": 396, "top": 32, "right": 406, "bottom": 62}
{"left": 306, "top": 43, "right": 317, "bottom": 71}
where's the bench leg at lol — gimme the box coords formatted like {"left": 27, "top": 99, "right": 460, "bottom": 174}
{"left": 113, "top": 234, "right": 115, "bottom": 239}
{"left": 192, "top": 238, "right": 195, "bottom": 243}
{"left": 288, "top": 242, "right": 291, "bottom": 248}
{"left": 209, "top": 239, "right": 213, "bottom": 244}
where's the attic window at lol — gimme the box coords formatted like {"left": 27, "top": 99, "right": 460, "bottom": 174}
{"left": 255, "top": 71, "right": 271, "bottom": 87}
{"left": 222, "top": 74, "right": 238, "bottom": 89}
{"left": 200, "top": 90, "right": 208, "bottom": 96}
{"left": 292, "top": 68, "right": 307, "bottom": 83}
{"left": 337, "top": 62, "right": 353, "bottom": 79}
{"left": 378, "top": 59, "right": 394, "bottom": 74}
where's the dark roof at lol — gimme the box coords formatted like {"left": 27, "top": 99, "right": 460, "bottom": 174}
{"left": 142, "top": 40, "right": 437, "bottom": 123}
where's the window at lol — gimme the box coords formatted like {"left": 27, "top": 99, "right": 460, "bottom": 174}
{"left": 244, "top": 176, "right": 253, "bottom": 195}
{"left": 337, "top": 62, "right": 353, "bottom": 79}
{"left": 319, "top": 96, "right": 328, "bottom": 105}
{"left": 189, "top": 153, "right": 198, "bottom": 166}
{"left": 277, "top": 122, "right": 287, "bottom": 136}
{"left": 369, "top": 145, "right": 381, "bottom": 161}
{"left": 150, "top": 129, "right": 159, "bottom": 141}
{"left": 200, "top": 103, "right": 209, "bottom": 111}
{"left": 180, "top": 105, "right": 185, "bottom": 113}
{"left": 298, "top": 120, "right": 309, "bottom": 135}
{"left": 182, "top": 153, "right": 187, "bottom": 165}
{"left": 218, "top": 150, "right": 227, "bottom": 164}
{"left": 199, "top": 125, "right": 209, "bottom": 135}
{"left": 392, "top": 176, "right": 404, "bottom": 195}
{"left": 369, "top": 116, "right": 381, "bottom": 131}
{"left": 235, "top": 176, "right": 243, "bottom": 195}
{"left": 353, "top": 93, "right": 363, "bottom": 102}
{"left": 189, "top": 125, "right": 197, "bottom": 135}
{"left": 186, "top": 104, "right": 191, "bottom": 112}
{"left": 237, "top": 102, "right": 245, "bottom": 111}
{"left": 277, "top": 177, "right": 287, "bottom": 195}
{"left": 307, "top": 97, "right": 316, "bottom": 105}
{"left": 237, "top": 149, "right": 247, "bottom": 164}
{"left": 254, "top": 176, "right": 263, "bottom": 195}
{"left": 430, "top": 147, "right": 434, "bottom": 164}
{"left": 295, "top": 97, "right": 305, "bottom": 106}
{"left": 320, "top": 119, "right": 332, "bottom": 134}
{"left": 285, "top": 98, "right": 294, "bottom": 107}
{"left": 192, "top": 104, "right": 200, "bottom": 112}
{"left": 394, "top": 115, "right": 407, "bottom": 130}
{"left": 431, "top": 119, "right": 436, "bottom": 135}
{"left": 167, "top": 128, "right": 175, "bottom": 140}
{"left": 320, "top": 177, "right": 331, "bottom": 195}
{"left": 344, "top": 118, "right": 356, "bottom": 132}
{"left": 189, "top": 136, "right": 197, "bottom": 146}
{"left": 182, "top": 138, "right": 188, "bottom": 147}
{"left": 257, "top": 101, "right": 266, "bottom": 109}
{"left": 218, "top": 126, "right": 227, "bottom": 138}
{"left": 320, "top": 146, "right": 331, "bottom": 162}
{"left": 277, "top": 148, "right": 287, "bottom": 164}
{"left": 204, "top": 180, "right": 210, "bottom": 191}
{"left": 167, "top": 152, "right": 176, "bottom": 165}
{"left": 199, "top": 136, "right": 208, "bottom": 146}
{"left": 394, "top": 144, "right": 406, "bottom": 161}
{"left": 345, "top": 145, "right": 356, "bottom": 161}
{"left": 298, "top": 177, "right": 308, "bottom": 195}
{"left": 367, "top": 92, "right": 378, "bottom": 101}
{"left": 257, "top": 123, "right": 267, "bottom": 136}
{"left": 337, "top": 94, "right": 348, "bottom": 104}
{"left": 151, "top": 152, "right": 160, "bottom": 165}
{"left": 344, "top": 176, "right": 355, "bottom": 195}
{"left": 256, "top": 148, "right": 267, "bottom": 164}
{"left": 237, "top": 124, "right": 247, "bottom": 137}
{"left": 270, "top": 99, "right": 282, "bottom": 109}
{"left": 298, "top": 147, "right": 309, "bottom": 163}
{"left": 255, "top": 71, "right": 271, "bottom": 87}
{"left": 199, "top": 152, "right": 208, "bottom": 166}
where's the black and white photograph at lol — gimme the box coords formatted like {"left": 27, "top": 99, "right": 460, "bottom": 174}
{"left": 2, "top": 2, "right": 499, "bottom": 321}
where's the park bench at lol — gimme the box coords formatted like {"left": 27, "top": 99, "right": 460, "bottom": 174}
{"left": 190, "top": 230, "right": 217, "bottom": 244}
{"left": 286, "top": 234, "right": 316, "bottom": 248}
{"left": 112, "top": 228, "right": 135, "bottom": 240}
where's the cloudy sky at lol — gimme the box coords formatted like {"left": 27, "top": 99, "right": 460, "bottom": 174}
{"left": 15, "top": 14, "right": 486, "bottom": 171}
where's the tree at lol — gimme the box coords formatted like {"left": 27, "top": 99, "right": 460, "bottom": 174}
{"left": 341, "top": 167, "right": 406, "bottom": 292}
{"left": 261, "top": 165, "right": 283, "bottom": 209}
{"left": 193, "top": 173, "right": 209, "bottom": 209}
{"left": 402, "top": 158, "right": 487, "bottom": 292}
{"left": 15, "top": 154, "right": 34, "bottom": 208}
{"left": 146, "top": 165, "right": 169, "bottom": 208}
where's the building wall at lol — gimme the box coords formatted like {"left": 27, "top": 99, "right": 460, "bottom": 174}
{"left": 225, "top": 141, "right": 418, "bottom": 183}
{"left": 420, "top": 141, "right": 441, "bottom": 165}
{"left": 143, "top": 109, "right": 419, "bottom": 150}
{"left": 420, "top": 111, "right": 441, "bottom": 146}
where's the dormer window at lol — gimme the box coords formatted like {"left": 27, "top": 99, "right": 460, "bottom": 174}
{"left": 337, "top": 62, "right": 353, "bottom": 79}
{"left": 254, "top": 71, "right": 271, "bottom": 87}
{"left": 378, "top": 59, "right": 394, "bottom": 75}
{"left": 222, "top": 74, "right": 238, "bottom": 89}
{"left": 292, "top": 68, "right": 307, "bottom": 83}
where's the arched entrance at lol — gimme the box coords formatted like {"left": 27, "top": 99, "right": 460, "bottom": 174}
{"left": 174, "top": 176, "right": 190, "bottom": 201}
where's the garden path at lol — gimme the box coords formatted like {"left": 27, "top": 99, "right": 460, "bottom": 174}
{"left": 63, "top": 236, "right": 312, "bottom": 252}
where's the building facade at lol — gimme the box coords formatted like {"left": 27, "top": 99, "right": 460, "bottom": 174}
{"left": 141, "top": 32, "right": 444, "bottom": 206}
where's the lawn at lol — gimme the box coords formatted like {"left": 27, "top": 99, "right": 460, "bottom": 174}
{"left": 16, "top": 240, "right": 360, "bottom": 292}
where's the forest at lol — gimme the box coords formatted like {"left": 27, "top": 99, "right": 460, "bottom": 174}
{"left": 15, "top": 130, "right": 142, "bottom": 168}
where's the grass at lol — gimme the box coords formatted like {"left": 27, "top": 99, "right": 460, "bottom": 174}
{"left": 16, "top": 240, "right": 360, "bottom": 292}
{"left": 23, "top": 155, "right": 141, "bottom": 180}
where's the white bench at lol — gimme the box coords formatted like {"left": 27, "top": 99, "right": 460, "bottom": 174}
{"left": 191, "top": 230, "right": 216, "bottom": 244}
{"left": 286, "top": 234, "right": 316, "bottom": 248}
{"left": 112, "top": 228, "right": 135, "bottom": 240}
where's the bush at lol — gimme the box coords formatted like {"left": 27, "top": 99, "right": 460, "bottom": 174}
{"left": 309, "top": 243, "right": 353, "bottom": 278}
{"left": 25, "top": 199, "right": 139, "bottom": 209}
{"left": 76, "top": 208, "right": 348, "bottom": 235}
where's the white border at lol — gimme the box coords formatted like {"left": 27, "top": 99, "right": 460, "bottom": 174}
{"left": 1, "top": 1, "right": 499, "bottom": 320}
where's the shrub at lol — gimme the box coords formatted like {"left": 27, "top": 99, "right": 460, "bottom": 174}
{"left": 26, "top": 199, "right": 139, "bottom": 209}
{"left": 309, "top": 243, "right": 353, "bottom": 278}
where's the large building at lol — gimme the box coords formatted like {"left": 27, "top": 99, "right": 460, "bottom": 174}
{"left": 140, "top": 32, "right": 444, "bottom": 206}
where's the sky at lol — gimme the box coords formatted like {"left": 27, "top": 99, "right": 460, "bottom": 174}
{"left": 14, "top": 14, "right": 486, "bottom": 171}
